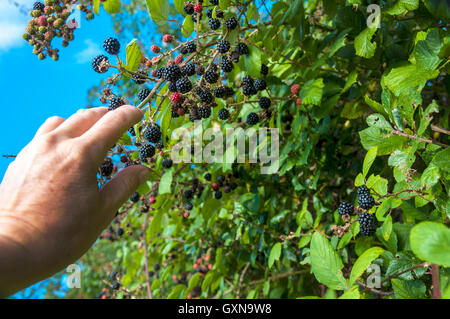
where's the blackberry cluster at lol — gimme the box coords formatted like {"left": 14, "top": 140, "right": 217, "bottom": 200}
{"left": 100, "top": 158, "right": 113, "bottom": 177}
{"left": 108, "top": 97, "right": 125, "bottom": 111}
{"left": 198, "top": 106, "right": 211, "bottom": 119}
{"left": 176, "top": 77, "right": 192, "bottom": 93}
{"left": 246, "top": 112, "right": 259, "bottom": 125}
{"left": 103, "top": 37, "right": 120, "bottom": 55}
{"left": 205, "top": 69, "right": 219, "bottom": 84}
{"left": 338, "top": 202, "right": 354, "bottom": 216}
{"left": 225, "top": 17, "right": 238, "bottom": 30}
{"left": 181, "top": 64, "right": 196, "bottom": 76}
{"left": 139, "top": 144, "right": 155, "bottom": 162}
{"left": 254, "top": 79, "right": 266, "bottom": 91}
{"left": 218, "top": 108, "right": 229, "bottom": 120}
{"left": 132, "top": 71, "right": 148, "bottom": 84}
{"left": 359, "top": 213, "right": 376, "bottom": 236}
{"left": 163, "top": 65, "right": 182, "bottom": 82}
{"left": 220, "top": 56, "right": 233, "bottom": 73}
{"left": 259, "top": 97, "right": 271, "bottom": 109}
{"left": 162, "top": 158, "right": 173, "bottom": 169}
{"left": 144, "top": 124, "right": 161, "bottom": 143}
{"left": 138, "top": 88, "right": 150, "bottom": 102}
{"left": 208, "top": 18, "right": 221, "bottom": 30}
{"left": 217, "top": 40, "right": 230, "bottom": 53}
{"left": 92, "top": 55, "right": 109, "bottom": 73}
{"left": 236, "top": 43, "right": 249, "bottom": 55}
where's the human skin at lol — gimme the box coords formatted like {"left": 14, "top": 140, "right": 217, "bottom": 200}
{"left": 0, "top": 105, "right": 150, "bottom": 297}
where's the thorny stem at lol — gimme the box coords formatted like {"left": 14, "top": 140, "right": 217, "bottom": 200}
{"left": 380, "top": 262, "right": 430, "bottom": 284}
{"left": 391, "top": 130, "right": 449, "bottom": 148}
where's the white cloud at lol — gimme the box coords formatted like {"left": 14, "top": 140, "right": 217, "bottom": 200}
{"left": 75, "top": 39, "right": 102, "bottom": 64}
{"left": 0, "top": 0, "right": 32, "bottom": 51}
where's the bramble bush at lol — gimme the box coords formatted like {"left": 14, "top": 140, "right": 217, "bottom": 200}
{"left": 24, "top": 0, "right": 449, "bottom": 299}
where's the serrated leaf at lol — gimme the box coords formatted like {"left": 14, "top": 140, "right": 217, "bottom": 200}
{"left": 125, "top": 39, "right": 142, "bottom": 74}
{"left": 158, "top": 169, "right": 173, "bottom": 194}
{"left": 349, "top": 247, "right": 385, "bottom": 284}
{"left": 300, "top": 78, "right": 324, "bottom": 106}
{"left": 268, "top": 243, "right": 282, "bottom": 268}
{"left": 354, "top": 26, "right": 377, "bottom": 59}
{"left": 410, "top": 222, "right": 450, "bottom": 267}
{"left": 103, "top": 0, "right": 121, "bottom": 14}
{"left": 362, "top": 147, "right": 378, "bottom": 178}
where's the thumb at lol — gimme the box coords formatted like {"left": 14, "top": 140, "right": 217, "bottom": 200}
{"left": 100, "top": 165, "right": 151, "bottom": 215}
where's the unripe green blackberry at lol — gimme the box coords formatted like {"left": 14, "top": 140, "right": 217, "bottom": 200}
{"left": 254, "top": 79, "right": 266, "bottom": 91}
{"left": 259, "top": 97, "right": 271, "bottom": 109}
{"left": 246, "top": 112, "right": 259, "bottom": 125}
{"left": 92, "top": 55, "right": 109, "bottom": 73}
{"left": 162, "top": 158, "right": 173, "bottom": 168}
{"left": 138, "top": 88, "right": 150, "bottom": 102}
{"left": 217, "top": 40, "right": 230, "bottom": 54}
{"left": 139, "top": 144, "right": 155, "bottom": 162}
{"left": 144, "top": 124, "right": 161, "bottom": 143}
{"left": 218, "top": 108, "right": 229, "bottom": 120}
{"left": 236, "top": 43, "right": 249, "bottom": 55}
{"left": 338, "top": 202, "right": 354, "bottom": 216}
{"left": 176, "top": 77, "right": 192, "bottom": 93}
{"left": 130, "top": 192, "right": 140, "bottom": 203}
{"left": 358, "top": 193, "right": 375, "bottom": 210}
{"left": 208, "top": 18, "right": 221, "bottom": 30}
{"left": 108, "top": 97, "right": 125, "bottom": 111}
{"left": 103, "top": 37, "right": 120, "bottom": 55}
{"left": 205, "top": 69, "right": 219, "bottom": 84}
{"left": 225, "top": 17, "right": 238, "bottom": 30}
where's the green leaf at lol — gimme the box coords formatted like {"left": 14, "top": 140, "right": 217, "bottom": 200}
{"left": 93, "top": 0, "right": 100, "bottom": 15}
{"left": 422, "top": 0, "right": 450, "bottom": 20}
{"left": 376, "top": 197, "right": 393, "bottom": 221}
{"left": 410, "top": 222, "right": 450, "bottom": 267}
{"left": 310, "top": 232, "right": 347, "bottom": 290}
{"left": 431, "top": 148, "right": 450, "bottom": 173}
{"left": 174, "top": 0, "right": 185, "bottom": 15}
{"left": 382, "top": 215, "right": 393, "bottom": 241}
{"left": 299, "top": 78, "right": 324, "bottom": 106}
{"left": 268, "top": 243, "right": 282, "bottom": 268}
{"left": 158, "top": 170, "right": 173, "bottom": 194}
{"left": 181, "top": 15, "right": 194, "bottom": 38}
{"left": 384, "top": 64, "right": 439, "bottom": 97}
{"left": 421, "top": 165, "right": 440, "bottom": 188}
{"left": 412, "top": 29, "right": 443, "bottom": 71}
{"left": 103, "top": 0, "right": 121, "bottom": 14}
{"left": 386, "top": 0, "right": 419, "bottom": 15}
{"left": 168, "top": 284, "right": 185, "bottom": 299}
{"left": 359, "top": 127, "right": 407, "bottom": 155}
{"left": 125, "top": 39, "right": 142, "bottom": 74}
{"left": 366, "top": 114, "right": 393, "bottom": 130}
{"left": 392, "top": 279, "right": 426, "bottom": 299}
{"left": 349, "top": 247, "right": 385, "bottom": 285}
{"left": 244, "top": 46, "right": 262, "bottom": 78}
{"left": 354, "top": 26, "right": 377, "bottom": 59}
{"left": 341, "top": 69, "right": 357, "bottom": 93}
{"left": 364, "top": 95, "right": 388, "bottom": 117}
{"left": 362, "top": 147, "right": 378, "bottom": 178}
{"left": 146, "top": 0, "right": 170, "bottom": 25}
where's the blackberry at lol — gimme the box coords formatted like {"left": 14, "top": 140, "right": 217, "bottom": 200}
{"left": 109, "top": 271, "right": 118, "bottom": 280}
{"left": 338, "top": 202, "right": 354, "bottom": 216}
{"left": 116, "top": 228, "right": 124, "bottom": 237}
{"left": 206, "top": 9, "right": 213, "bottom": 19}
{"left": 130, "top": 192, "right": 140, "bottom": 203}
{"left": 154, "top": 140, "right": 164, "bottom": 149}
{"left": 184, "top": 189, "right": 194, "bottom": 199}
{"left": 198, "top": 106, "right": 211, "bottom": 118}
{"left": 163, "top": 65, "right": 182, "bottom": 82}
{"left": 214, "top": 86, "right": 226, "bottom": 98}
{"left": 225, "top": 87, "right": 235, "bottom": 97}
{"left": 359, "top": 213, "right": 376, "bottom": 236}
{"left": 128, "top": 126, "right": 136, "bottom": 136}
{"left": 208, "top": 62, "right": 218, "bottom": 72}
{"left": 357, "top": 186, "right": 370, "bottom": 197}
{"left": 236, "top": 43, "right": 249, "bottom": 55}
{"left": 210, "top": 0, "right": 219, "bottom": 5}
{"left": 183, "top": 2, "right": 194, "bottom": 15}
{"left": 132, "top": 71, "right": 148, "bottom": 84}
{"left": 217, "top": 40, "right": 230, "bottom": 54}
{"left": 100, "top": 158, "right": 113, "bottom": 176}
{"left": 92, "top": 55, "right": 109, "bottom": 73}
{"left": 242, "top": 84, "right": 257, "bottom": 96}
{"left": 155, "top": 68, "right": 165, "bottom": 79}
{"left": 185, "top": 202, "right": 193, "bottom": 211}
{"left": 242, "top": 75, "right": 253, "bottom": 85}
{"left": 259, "top": 97, "right": 271, "bottom": 109}
{"left": 230, "top": 51, "right": 240, "bottom": 63}
{"left": 162, "top": 158, "right": 173, "bottom": 168}
{"left": 108, "top": 97, "right": 125, "bottom": 111}
{"left": 230, "top": 182, "right": 238, "bottom": 190}
{"left": 261, "top": 64, "right": 269, "bottom": 76}
{"left": 176, "top": 77, "right": 192, "bottom": 93}
{"left": 168, "top": 82, "right": 178, "bottom": 93}
{"left": 33, "top": 2, "right": 45, "bottom": 12}
{"left": 138, "top": 88, "right": 150, "bottom": 102}
{"left": 112, "top": 282, "right": 121, "bottom": 290}
{"left": 172, "top": 109, "right": 180, "bottom": 118}
{"left": 199, "top": 90, "right": 213, "bottom": 103}
{"left": 144, "top": 124, "right": 161, "bottom": 143}
{"left": 217, "top": 175, "right": 225, "bottom": 183}
{"left": 225, "top": 17, "right": 238, "bottom": 30}
{"left": 183, "top": 42, "right": 197, "bottom": 54}
{"left": 181, "top": 64, "right": 196, "bottom": 76}
{"left": 192, "top": 12, "right": 203, "bottom": 21}
{"left": 204, "top": 173, "right": 212, "bottom": 181}
{"left": 220, "top": 56, "right": 234, "bottom": 73}
{"left": 189, "top": 109, "right": 200, "bottom": 122}
{"left": 254, "top": 79, "right": 267, "bottom": 91}
{"left": 139, "top": 144, "right": 155, "bottom": 162}
{"left": 246, "top": 112, "right": 259, "bottom": 125}
{"left": 214, "top": 190, "right": 222, "bottom": 199}
{"left": 218, "top": 108, "right": 229, "bottom": 120}
{"left": 358, "top": 193, "right": 375, "bottom": 210}
{"left": 103, "top": 37, "right": 120, "bottom": 55}
{"left": 224, "top": 185, "right": 231, "bottom": 193}
{"left": 208, "top": 18, "right": 221, "bottom": 30}
{"left": 215, "top": 10, "right": 224, "bottom": 18}
{"left": 205, "top": 69, "right": 219, "bottom": 84}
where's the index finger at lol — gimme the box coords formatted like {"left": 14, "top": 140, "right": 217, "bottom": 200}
{"left": 80, "top": 105, "right": 143, "bottom": 162}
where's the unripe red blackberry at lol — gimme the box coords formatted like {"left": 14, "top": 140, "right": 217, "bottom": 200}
{"left": 194, "top": 3, "right": 202, "bottom": 13}
{"left": 225, "top": 17, "right": 238, "bottom": 30}
{"left": 162, "top": 34, "right": 173, "bottom": 43}
{"left": 151, "top": 45, "right": 160, "bottom": 53}
{"left": 291, "top": 84, "right": 300, "bottom": 95}
{"left": 38, "top": 16, "right": 47, "bottom": 26}
{"left": 246, "top": 112, "right": 259, "bottom": 125}
{"left": 175, "top": 55, "right": 183, "bottom": 64}
{"left": 211, "top": 182, "right": 219, "bottom": 191}
{"left": 296, "top": 98, "right": 302, "bottom": 106}
{"left": 184, "top": 211, "right": 190, "bottom": 218}
{"left": 170, "top": 92, "right": 182, "bottom": 104}
{"left": 149, "top": 196, "right": 157, "bottom": 204}
{"left": 103, "top": 37, "right": 120, "bottom": 55}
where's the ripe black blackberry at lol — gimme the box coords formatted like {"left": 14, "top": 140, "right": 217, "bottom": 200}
{"left": 163, "top": 65, "right": 182, "bottom": 82}
{"left": 206, "top": 9, "right": 213, "bottom": 19}
{"left": 144, "top": 124, "right": 161, "bottom": 143}
{"left": 101, "top": 158, "right": 113, "bottom": 177}
{"left": 259, "top": 97, "right": 271, "bottom": 109}
{"left": 208, "top": 18, "right": 221, "bottom": 30}
{"left": 217, "top": 175, "right": 225, "bottom": 183}
{"left": 108, "top": 97, "right": 125, "bottom": 111}
{"left": 176, "top": 77, "right": 192, "bottom": 93}
{"left": 33, "top": 2, "right": 45, "bottom": 11}
{"left": 217, "top": 40, "right": 230, "bottom": 54}
{"left": 181, "top": 63, "right": 196, "bottom": 76}
{"left": 358, "top": 193, "right": 375, "bottom": 210}
{"left": 208, "top": 62, "right": 218, "bottom": 72}
{"left": 254, "top": 79, "right": 267, "bottom": 91}
{"left": 230, "top": 182, "right": 238, "bottom": 190}
{"left": 246, "top": 112, "right": 259, "bottom": 125}
{"left": 236, "top": 43, "right": 249, "bottom": 55}
{"left": 116, "top": 228, "right": 124, "bottom": 237}
{"left": 204, "top": 173, "right": 212, "bottom": 181}
{"left": 183, "top": 42, "right": 197, "bottom": 54}
{"left": 139, "top": 144, "right": 155, "bottom": 162}
{"left": 357, "top": 186, "right": 370, "bottom": 196}
{"left": 132, "top": 71, "right": 148, "bottom": 84}
{"left": 112, "top": 282, "right": 121, "bottom": 290}
{"left": 191, "top": 12, "right": 203, "bottom": 22}
{"left": 338, "top": 202, "right": 354, "bottom": 216}
{"left": 130, "top": 192, "right": 140, "bottom": 203}
{"left": 199, "top": 90, "right": 213, "bottom": 103}
{"left": 225, "top": 87, "right": 235, "bottom": 97}
{"left": 225, "top": 17, "right": 238, "bottom": 30}
{"left": 172, "top": 109, "right": 180, "bottom": 118}
{"left": 242, "top": 84, "right": 257, "bottom": 96}
{"left": 155, "top": 68, "right": 165, "bottom": 79}
{"left": 103, "top": 37, "right": 120, "bottom": 55}
{"left": 184, "top": 189, "right": 194, "bottom": 199}
{"left": 198, "top": 106, "right": 211, "bottom": 118}
{"left": 242, "top": 75, "right": 253, "bottom": 85}
{"left": 185, "top": 202, "right": 193, "bottom": 211}
{"left": 154, "top": 140, "right": 164, "bottom": 149}
{"left": 205, "top": 69, "right": 219, "bottom": 84}
{"left": 230, "top": 51, "right": 240, "bottom": 63}
{"left": 214, "top": 190, "right": 222, "bottom": 199}
{"left": 183, "top": 1, "right": 194, "bottom": 14}
{"left": 220, "top": 56, "right": 233, "bottom": 73}
{"left": 92, "top": 55, "right": 109, "bottom": 73}
{"left": 359, "top": 213, "right": 375, "bottom": 236}
{"left": 128, "top": 126, "right": 136, "bottom": 136}
{"left": 138, "top": 88, "right": 150, "bottom": 102}
{"left": 109, "top": 271, "right": 118, "bottom": 280}
{"left": 210, "top": 0, "right": 219, "bottom": 5}
{"left": 168, "top": 81, "right": 178, "bottom": 93}
{"left": 162, "top": 158, "right": 173, "bottom": 168}
{"left": 218, "top": 108, "right": 229, "bottom": 120}
{"left": 214, "top": 86, "right": 226, "bottom": 98}
{"left": 224, "top": 185, "right": 231, "bottom": 193}
{"left": 261, "top": 64, "right": 269, "bottom": 76}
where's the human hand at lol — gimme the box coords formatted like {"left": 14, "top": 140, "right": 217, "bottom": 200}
{"left": 0, "top": 105, "right": 150, "bottom": 297}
